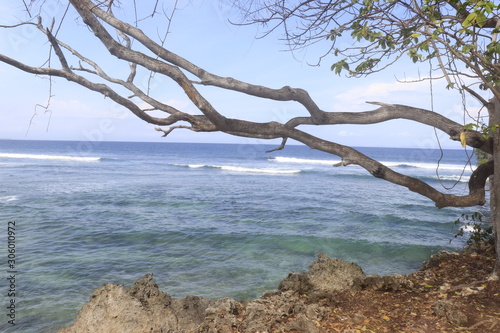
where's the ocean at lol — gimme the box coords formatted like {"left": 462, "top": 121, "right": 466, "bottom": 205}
{"left": 0, "top": 139, "right": 484, "bottom": 332}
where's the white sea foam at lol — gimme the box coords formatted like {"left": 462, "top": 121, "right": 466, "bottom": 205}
{"left": 219, "top": 165, "right": 301, "bottom": 174}
{"left": 170, "top": 163, "right": 205, "bottom": 168}
{"left": 270, "top": 156, "right": 340, "bottom": 165}
{"left": 271, "top": 156, "right": 472, "bottom": 172}
{"left": 0, "top": 153, "right": 100, "bottom": 162}
{"left": 172, "top": 162, "right": 300, "bottom": 174}
{"left": 0, "top": 195, "right": 18, "bottom": 203}
{"left": 381, "top": 161, "right": 474, "bottom": 171}
{"left": 432, "top": 175, "right": 470, "bottom": 182}
{"left": 461, "top": 225, "right": 476, "bottom": 233}
{"left": 270, "top": 156, "right": 475, "bottom": 184}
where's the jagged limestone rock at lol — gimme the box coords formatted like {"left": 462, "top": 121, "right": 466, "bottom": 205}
{"left": 279, "top": 253, "right": 366, "bottom": 293}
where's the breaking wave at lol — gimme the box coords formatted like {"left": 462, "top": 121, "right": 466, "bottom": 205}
{"left": 0, "top": 153, "right": 101, "bottom": 162}
{"left": 270, "top": 156, "right": 474, "bottom": 172}
{"left": 172, "top": 163, "right": 301, "bottom": 175}
{"left": 269, "top": 156, "right": 339, "bottom": 165}
{"left": 381, "top": 161, "right": 474, "bottom": 172}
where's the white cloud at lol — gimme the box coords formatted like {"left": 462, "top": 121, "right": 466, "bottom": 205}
{"left": 329, "top": 74, "right": 492, "bottom": 124}
{"left": 334, "top": 79, "right": 430, "bottom": 107}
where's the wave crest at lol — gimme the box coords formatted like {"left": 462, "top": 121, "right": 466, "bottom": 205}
{"left": 0, "top": 153, "right": 101, "bottom": 162}
{"left": 271, "top": 156, "right": 474, "bottom": 172}
{"left": 220, "top": 165, "right": 301, "bottom": 174}
{"left": 381, "top": 161, "right": 474, "bottom": 171}
{"left": 269, "top": 156, "right": 339, "bottom": 165}
{"left": 0, "top": 195, "right": 18, "bottom": 203}
{"left": 172, "top": 163, "right": 301, "bottom": 174}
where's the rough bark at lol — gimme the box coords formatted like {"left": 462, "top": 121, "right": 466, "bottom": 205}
{"left": 493, "top": 131, "right": 500, "bottom": 277}
{"left": 491, "top": 98, "right": 500, "bottom": 278}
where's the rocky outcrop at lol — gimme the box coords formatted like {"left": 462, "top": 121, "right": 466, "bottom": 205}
{"left": 57, "top": 253, "right": 426, "bottom": 332}
{"left": 58, "top": 273, "right": 216, "bottom": 333}
{"left": 278, "top": 253, "right": 366, "bottom": 294}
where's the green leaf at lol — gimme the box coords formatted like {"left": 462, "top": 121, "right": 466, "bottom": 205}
{"left": 462, "top": 44, "right": 475, "bottom": 54}
{"left": 464, "top": 123, "right": 475, "bottom": 131}
{"left": 487, "top": 42, "right": 500, "bottom": 54}
{"left": 420, "top": 41, "right": 429, "bottom": 52}
{"left": 462, "top": 12, "right": 477, "bottom": 28}
{"left": 482, "top": 1, "right": 495, "bottom": 13}
{"left": 462, "top": 10, "right": 488, "bottom": 28}
{"left": 476, "top": 12, "right": 488, "bottom": 27}
{"left": 331, "top": 59, "right": 350, "bottom": 75}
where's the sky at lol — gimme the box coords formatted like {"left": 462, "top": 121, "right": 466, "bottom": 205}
{"left": 0, "top": 0, "right": 489, "bottom": 149}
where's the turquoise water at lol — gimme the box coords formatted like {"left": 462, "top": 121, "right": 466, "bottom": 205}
{"left": 0, "top": 140, "right": 482, "bottom": 332}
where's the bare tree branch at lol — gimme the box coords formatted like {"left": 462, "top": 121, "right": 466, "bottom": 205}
{"left": 0, "top": 0, "right": 494, "bottom": 213}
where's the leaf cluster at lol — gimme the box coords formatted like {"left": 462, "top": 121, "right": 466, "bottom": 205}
{"left": 453, "top": 212, "right": 494, "bottom": 246}
{"left": 327, "top": 0, "right": 500, "bottom": 81}
{"left": 231, "top": 0, "right": 500, "bottom": 100}
{"left": 464, "top": 122, "right": 500, "bottom": 141}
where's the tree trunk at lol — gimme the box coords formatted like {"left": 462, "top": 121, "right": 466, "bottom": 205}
{"left": 491, "top": 98, "right": 500, "bottom": 278}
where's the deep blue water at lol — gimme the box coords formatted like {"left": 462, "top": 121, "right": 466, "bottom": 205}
{"left": 0, "top": 140, "right": 484, "bottom": 332}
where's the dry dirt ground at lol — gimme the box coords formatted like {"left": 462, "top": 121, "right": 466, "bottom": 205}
{"left": 305, "top": 243, "right": 499, "bottom": 333}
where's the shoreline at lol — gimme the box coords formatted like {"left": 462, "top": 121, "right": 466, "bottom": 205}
{"left": 58, "top": 242, "right": 498, "bottom": 332}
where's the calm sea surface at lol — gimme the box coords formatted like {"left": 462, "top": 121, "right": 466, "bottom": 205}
{"left": 0, "top": 140, "right": 484, "bottom": 332}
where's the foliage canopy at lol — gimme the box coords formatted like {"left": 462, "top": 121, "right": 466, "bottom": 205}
{"left": 232, "top": 0, "right": 500, "bottom": 100}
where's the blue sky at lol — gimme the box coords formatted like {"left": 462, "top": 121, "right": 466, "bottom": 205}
{"left": 0, "top": 0, "right": 487, "bottom": 148}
